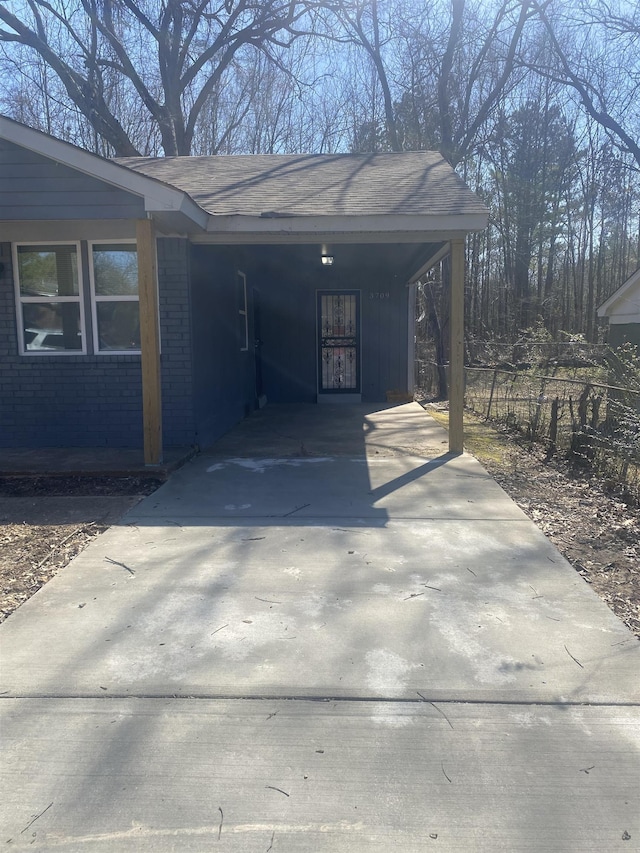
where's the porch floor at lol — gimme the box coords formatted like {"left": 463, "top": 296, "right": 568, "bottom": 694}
{"left": 0, "top": 401, "right": 443, "bottom": 477}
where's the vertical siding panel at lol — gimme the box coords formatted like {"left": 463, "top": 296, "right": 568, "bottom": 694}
{"left": 189, "top": 245, "right": 256, "bottom": 447}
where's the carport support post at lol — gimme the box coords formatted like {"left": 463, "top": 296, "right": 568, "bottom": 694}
{"left": 136, "top": 217, "right": 163, "bottom": 466}
{"left": 449, "top": 238, "right": 465, "bottom": 454}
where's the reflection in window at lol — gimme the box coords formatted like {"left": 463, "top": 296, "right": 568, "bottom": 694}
{"left": 15, "top": 244, "right": 84, "bottom": 354}
{"left": 22, "top": 303, "right": 82, "bottom": 351}
{"left": 96, "top": 302, "right": 140, "bottom": 351}
{"left": 93, "top": 244, "right": 138, "bottom": 296}
{"left": 90, "top": 243, "right": 140, "bottom": 352}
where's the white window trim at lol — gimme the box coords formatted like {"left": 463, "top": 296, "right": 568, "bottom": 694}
{"left": 13, "top": 241, "right": 87, "bottom": 356}
{"left": 237, "top": 269, "right": 249, "bottom": 352}
{"left": 88, "top": 239, "right": 141, "bottom": 355}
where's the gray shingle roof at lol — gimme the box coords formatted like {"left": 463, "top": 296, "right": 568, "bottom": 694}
{"left": 117, "top": 151, "right": 486, "bottom": 219}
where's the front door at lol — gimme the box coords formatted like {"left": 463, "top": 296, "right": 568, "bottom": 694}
{"left": 317, "top": 290, "right": 360, "bottom": 396}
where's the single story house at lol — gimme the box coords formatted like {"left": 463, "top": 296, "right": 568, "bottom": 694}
{"left": 0, "top": 115, "right": 488, "bottom": 464}
{"left": 597, "top": 268, "right": 640, "bottom": 349}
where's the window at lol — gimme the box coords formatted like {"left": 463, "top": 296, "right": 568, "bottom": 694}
{"left": 237, "top": 270, "right": 248, "bottom": 351}
{"left": 89, "top": 242, "right": 140, "bottom": 353}
{"left": 14, "top": 243, "right": 85, "bottom": 354}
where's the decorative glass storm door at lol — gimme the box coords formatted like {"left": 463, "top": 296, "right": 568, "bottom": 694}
{"left": 317, "top": 291, "right": 360, "bottom": 394}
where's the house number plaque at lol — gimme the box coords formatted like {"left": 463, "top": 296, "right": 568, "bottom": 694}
{"left": 370, "top": 291, "right": 390, "bottom": 299}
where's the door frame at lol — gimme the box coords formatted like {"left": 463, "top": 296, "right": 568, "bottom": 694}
{"left": 316, "top": 289, "right": 362, "bottom": 402}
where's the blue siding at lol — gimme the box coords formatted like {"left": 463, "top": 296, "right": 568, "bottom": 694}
{"left": 0, "top": 238, "right": 144, "bottom": 447}
{"left": 190, "top": 246, "right": 255, "bottom": 448}
{"left": 248, "top": 247, "right": 317, "bottom": 403}
{"left": 361, "top": 280, "right": 409, "bottom": 401}
{"left": 0, "top": 238, "right": 196, "bottom": 449}
{"left": 0, "top": 139, "right": 145, "bottom": 220}
{"left": 242, "top": 245, "right": 409, "bottom": 403}
{"left": 0, "top": 235, "right": 411, "bottom": 453}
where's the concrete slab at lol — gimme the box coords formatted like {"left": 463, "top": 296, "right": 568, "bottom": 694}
{"left": 0, "top": 515, "right": 637, "bottom": 703}
{"left": 125, "top": 453, "right": 526, "bottom": 522}
{"left": 1, "top": 699, "right": 638, "bottom": 851}
{"left": 1, "top": 403, "right": 639, "bottom": 851}
{"left": 201, "top": 402, "right": 450, "bottom": 459}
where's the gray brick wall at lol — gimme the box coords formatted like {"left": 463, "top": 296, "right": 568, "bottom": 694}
{"left": 158, "top": 238, "right": 196, "bottom": 446}
{"left": 0, "top": 238, "right": 196, "bottom": 449}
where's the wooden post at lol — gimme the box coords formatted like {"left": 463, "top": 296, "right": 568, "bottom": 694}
{"left": 407, "top": 282, "right": 417, "bottom": 395}
{"left": 449, "top": 238, "right": 465, "bottom": 454}
{"left": 136, "top": 217, "right": 163, "bottom": 465}
{"left": 486, "top": 368, "right": 498, "bottom": 421}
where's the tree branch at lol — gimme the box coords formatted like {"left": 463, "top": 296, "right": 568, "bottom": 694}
{"left": 0, "top": 2, "right": 140, "bottom": 154}
{"left": 530, "top": 0, "right": 640, "bottom": 168}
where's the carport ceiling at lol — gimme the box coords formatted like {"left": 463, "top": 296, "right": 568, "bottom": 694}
{"left": 243, "top": 242, "right": 445, "bottom": 285}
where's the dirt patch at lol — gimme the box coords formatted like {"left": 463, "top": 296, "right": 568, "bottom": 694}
{"left": 0, "top": 475, "right": 164, "bottom": 498}
{"left": 0, "top": 476, "right": 161, "bottom": 623}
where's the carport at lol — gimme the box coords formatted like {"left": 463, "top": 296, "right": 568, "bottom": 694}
{"left": 121, "top": 151, "right": 489, "bottom": 461}
{"left": 1, "top": 117, "right": 488, "bottom": 464}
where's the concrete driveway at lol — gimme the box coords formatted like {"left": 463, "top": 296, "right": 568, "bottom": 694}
{"left": 1, "top": 403, "right": 639, "bottom": 851}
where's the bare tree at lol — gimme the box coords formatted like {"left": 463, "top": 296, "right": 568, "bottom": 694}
{"left": 0, "top": 0, "right": 323, "bottom": 155}
{"left": 339, "top": 0, "right": 541, "bottom": 163}
{"left": 436, "top": 0, "right": 540, "bottom": 166}
{"left": 528, "top": 0, "right": 640, "bottom": 169}
{"left": 331, "top": 0, "right": 402, "bottom": 150}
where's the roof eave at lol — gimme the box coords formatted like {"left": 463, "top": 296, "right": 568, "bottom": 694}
{"left": 597, "top": 267, "right": 640, "bottom": 317}
{"left": 199, "top": 212, "right": 488, "bottom": 244}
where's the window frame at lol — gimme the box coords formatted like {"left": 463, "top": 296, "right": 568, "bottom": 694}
{"left": 88, "top": 239, "right": 141, "bottom": 355}
{"left": 237, "top": 269, "right": 249, "bottom": 352}
{"left": 13, "top": 241, "right": 87, "bottom": 356}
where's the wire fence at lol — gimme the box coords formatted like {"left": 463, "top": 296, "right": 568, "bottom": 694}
{"left": 416, "top": 354, "right": 640, "bottom": 502}
{"left": 464, "top": 367, "right": 640, "bottom": 501}
{"left": 466, "top": 339, "right": 609, "bottom": 370}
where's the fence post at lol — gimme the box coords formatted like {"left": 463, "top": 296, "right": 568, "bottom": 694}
{"left": 547, "top": 397, "right": 559, "bottom": 459}
{"left": 570, "top": 385, "right": 593, "bottom": 466}
{"left": 531, "top": 377, "right": 547, "bottom": 443}
{"left": 486, "top": 369, "right": 498, "bottom": 420}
